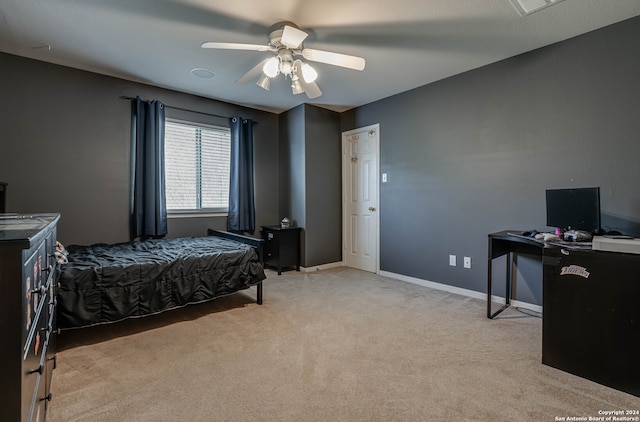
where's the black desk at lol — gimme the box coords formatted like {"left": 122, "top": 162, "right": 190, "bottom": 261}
{"left": 488, "top": 230, "right": 640, "bottom": 397}
{"left": 487, "top": 231, "right": 549, "bottom": 319}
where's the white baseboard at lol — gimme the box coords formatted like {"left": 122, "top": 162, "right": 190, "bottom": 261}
{"left": 507, "top": 299, "right": 543, "bottom": 314}
{"left": 301, "top": 261, "right": 344, "bottom": 273}
{"left": 378, "top": 270, "right": 543, "bottom": 314}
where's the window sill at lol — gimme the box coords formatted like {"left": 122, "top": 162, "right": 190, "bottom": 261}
{"left": 167, "top": 211, "right": 228, "bottom": 219}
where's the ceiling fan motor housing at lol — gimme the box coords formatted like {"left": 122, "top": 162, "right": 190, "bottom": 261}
{"left": 268, "top": 29, "right": 287, "bottom": 49}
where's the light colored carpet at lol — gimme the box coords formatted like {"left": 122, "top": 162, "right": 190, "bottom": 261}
{"left": 48, "top": 267, "right": 637, "bottom": 421}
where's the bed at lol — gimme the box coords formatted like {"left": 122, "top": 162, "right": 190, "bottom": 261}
{"left": 56, "top": 230, "right": 266, "bottom": 329}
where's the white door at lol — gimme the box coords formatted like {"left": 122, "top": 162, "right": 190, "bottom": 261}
{"left": 342, "top": 124, "right": 379, "bottom": 273}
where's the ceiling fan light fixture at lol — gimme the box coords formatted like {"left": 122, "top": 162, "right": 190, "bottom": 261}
{"left": 256, "top": 74, "right": 271, "bottom": 91}
{"left": 202, "top": 22, "right": 366, "bottom": 99}
{"left": 291, "top": 74, "right": 304, "bottom": 95}
{"left": 300, "top": 63, "right": 318, "bottom": 83}
{"left": 263, "top": 57, "right": 280, "bottom": 78}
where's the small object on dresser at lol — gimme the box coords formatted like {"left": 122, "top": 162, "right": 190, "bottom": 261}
{"left": 281, "top": 217, "right": 290, "bottom": 228}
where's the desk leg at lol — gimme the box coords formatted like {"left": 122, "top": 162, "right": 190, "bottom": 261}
{"left": 487, "top": 253, "right": 493, "bottom": 318}
{"left": 488, "top": 251, "right": 512, "bottom": 320}
{"left": 506, "top": 252, "right": 513, "bottom": 305}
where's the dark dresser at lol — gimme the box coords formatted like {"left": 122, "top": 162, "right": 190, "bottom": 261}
{"left": 0, "top": 214, "right": 61, "bottom": 421}
{"left": 261, "top": 225, "right": 301, "bottom": 275}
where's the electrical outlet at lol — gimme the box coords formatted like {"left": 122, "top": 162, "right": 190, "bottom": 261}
{"left": 382, "top": 173, "right": 388, "bottom": 183}
{"left": 449, "top": 255, "right": 456, "bottom": 266}
{"left": 464, "top": 257, "right": 471, "bottom": 269}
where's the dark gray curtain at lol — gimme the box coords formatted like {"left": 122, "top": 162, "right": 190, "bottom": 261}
{"left": 131, "top": 97, "right": 167, "bottom": 239}
{"left": 227, "top": 117, "right": 255, "bottom": 233}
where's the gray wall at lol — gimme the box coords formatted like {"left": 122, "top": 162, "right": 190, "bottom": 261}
{"left": 0, "top": 53, "right": 280, "bottom": 245}
{"left": 279, "top": 105, "right": 306, "bottom": 230}
{"left": 304, "top": 105, "right": 342, "bottom": 267}
{"left": 279, "top": 104, "right": 342, "bottom": 267}
{"left": 341, "top": 16, "right": 640, "bottom": 305}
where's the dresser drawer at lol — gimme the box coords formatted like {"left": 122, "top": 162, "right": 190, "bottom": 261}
{"left": 23, "top": 298, "right": 47, "bottom": 360}
{"left": 43, "top": 302, "right": 57, "bottom": 405}
{"left": 22, "top": 325, "right": 49, "bottom": 422}
{"left": 23, "top": 243, "right": 47, "bottom": 344}
{"left": 26, "top": 338, "right": 49, "bottom": 422}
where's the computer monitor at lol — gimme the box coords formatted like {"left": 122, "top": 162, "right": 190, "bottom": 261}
{"left": 545, "top": 187, "right": 601, "bottom": 233}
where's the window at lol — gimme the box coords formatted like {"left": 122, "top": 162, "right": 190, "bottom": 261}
{"left": 164, "top": 120, "right": 230, "bottom": 212}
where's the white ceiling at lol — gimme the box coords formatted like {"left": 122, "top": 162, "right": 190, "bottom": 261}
{"left": 1, "top": 0, "right": 639, "bottom": 113}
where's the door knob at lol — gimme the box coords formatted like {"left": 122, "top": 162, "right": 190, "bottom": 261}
{"left": 368, "top": 207, "right": 376, "bottom": 211}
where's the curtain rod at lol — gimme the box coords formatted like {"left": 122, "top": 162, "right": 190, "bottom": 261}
{"left": 119, "top": 96, "right": 257, "bottom": 123}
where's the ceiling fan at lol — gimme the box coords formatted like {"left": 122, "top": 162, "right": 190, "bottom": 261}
{"left": 201, "top": 22, "right": 366, "bottom": 99}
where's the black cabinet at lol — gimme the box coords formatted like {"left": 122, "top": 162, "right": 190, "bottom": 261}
{"left": 0, "top": 214, "right": 60, "bottom": 421}
{"left": 542, "top": 247, "right": 640, "bottom": 398}
{"left": 261, "top": 226, "right": 301, "bottom": 275}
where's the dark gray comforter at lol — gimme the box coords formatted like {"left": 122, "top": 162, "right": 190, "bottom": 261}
{"left": 57, "top": 236, "right": 266, "bottom": 329}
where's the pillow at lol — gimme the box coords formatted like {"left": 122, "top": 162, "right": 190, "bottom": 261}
{"left": 55, "top": 241, "right": 69, "bottom": 264}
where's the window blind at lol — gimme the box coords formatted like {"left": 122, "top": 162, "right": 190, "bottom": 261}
{"left": 164, "top": 120, "right": 230, "bottom": 211}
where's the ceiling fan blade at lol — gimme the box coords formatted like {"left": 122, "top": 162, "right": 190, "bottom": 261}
{"left": 235, "top": 58, "right": 270, "bottom": 84}
{"left": 301, "top": 48, "right": 366, "bottom": 71}
{"left": 201, "top": 42, "right": 274, "bottom": 52}
{"left": 299, "top": 79, "right": 322, "bottom": 99}
{"left": 281, "top": 25, "right": 308, "bottom": 49}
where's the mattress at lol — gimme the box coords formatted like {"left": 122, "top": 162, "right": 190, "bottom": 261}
{"left": 57, "top": 236, "right": 266, "bottom": 329}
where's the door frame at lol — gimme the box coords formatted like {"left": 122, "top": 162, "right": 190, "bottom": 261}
{"left": 341, "top": 123, "right": 380, "bottom": 274}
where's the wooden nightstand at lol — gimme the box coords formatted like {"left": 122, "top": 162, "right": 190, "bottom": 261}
{"left": 261, "top": 226, "right": 301, "bottom": 275}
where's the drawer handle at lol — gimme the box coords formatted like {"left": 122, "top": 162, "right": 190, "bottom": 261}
{"left": 28, "top": 364, "right": 43, "bottom": 375}
{"left": 31, "top": 285, "right": 47, "bottom": 296}
{"left": 40, "top": 393, "right": 52, "bottom": 402}
{"left": 48, "top": 354, "right": 58, "bottom": 370}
